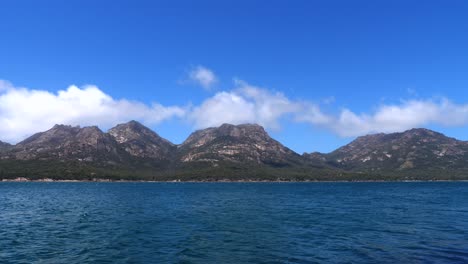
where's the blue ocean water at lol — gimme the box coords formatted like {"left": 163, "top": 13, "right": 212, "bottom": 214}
{"left": 0, "top": 182, "right": 467, "bottom": 263}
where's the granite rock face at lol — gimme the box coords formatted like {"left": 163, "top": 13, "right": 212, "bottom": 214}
{"left": 5, "top": 124, "right": 122, "bottom": 162}
{"left": 311, "top": 128, "right": 468, "bottom": 172}
{"left": 178, "top": 123, "right": 301, "bottom": 166}
{"left": 108, "top": 120, "right": 175, "bottom": 160}
{"left": 3, "top": 122, "right": 468, "bottom": 179}
{"left": 0, "top": 122, "right": 306, "bottom": 174}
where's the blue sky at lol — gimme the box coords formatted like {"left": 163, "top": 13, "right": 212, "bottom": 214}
{"left": 1, "top": 0, "right": 468, "bottom": 153}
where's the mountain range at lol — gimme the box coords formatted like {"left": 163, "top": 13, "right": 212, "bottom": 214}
{"left": 1, "top": 121, "right": 467, "bottom": 181}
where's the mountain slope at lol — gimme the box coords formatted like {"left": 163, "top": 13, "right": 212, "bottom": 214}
{"left": 2, "top": 123, "right": 468, "bottom": 181}
{"left": 6, "top": 124, "right": 123, "bottom": 163}
{"left": 323, "top": 128, "right": 468, "bottom": 174}
{"left": 108, "top": 120, "right": 175, "bottom": 160}
{"left": 178, "top": 123, "right": 302, "bottom": 167}
{"left": 0, "top": 141, "right": 11, "bottom": 152}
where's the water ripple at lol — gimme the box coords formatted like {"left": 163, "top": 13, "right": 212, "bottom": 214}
{"left": 0, "top": 182, "right": 468, "bottom": 263}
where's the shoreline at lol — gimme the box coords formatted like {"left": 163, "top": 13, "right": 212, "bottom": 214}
{"left": 2, "top": 178, "right": 468, "bottom": 183}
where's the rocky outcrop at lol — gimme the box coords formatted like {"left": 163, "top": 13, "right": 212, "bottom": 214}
{"left": 6, "top": 124, "right": 122, "bottom": 162}
{"left": 178, "top": 123, "right": 301, "bottom": 166}
{"left": 108, "top": 120, "right": 175, "bottom": 160}
{"left": 3, "top": 123, "right": 468, "bottom": 179}
{"left": 302, "top": 151, "right": 327, "bottom": 166}
{"left": 321, "top": 128, "right": 468, "bottom": 172}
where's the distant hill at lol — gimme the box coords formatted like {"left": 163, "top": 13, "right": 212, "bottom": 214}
{"left": 10, "top": 125, "right": 123, "bottom": 163}
{"left": 1, "top": 122, "right": 468, "bottom": 181}
{"left": 108, "top": 120, "right": 175, "bottom": 160}
{"left": 304, "top": 128, "right": 468, "bottom": 179}
{"left": 177, "top": 123, "right": 302, "bottom": 166}
{"left": 0, "top": 140, "right": 11, "bottom": 151}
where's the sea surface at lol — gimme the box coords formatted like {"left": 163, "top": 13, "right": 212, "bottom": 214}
{"left": 0, "top": 182, "right": 467, "bottom": 263}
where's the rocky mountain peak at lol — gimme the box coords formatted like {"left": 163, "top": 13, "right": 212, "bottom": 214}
{"left": 405, "top": 128, "right": 439, "bottom": 135}
{"left": 108, "top": 120, "right": 169, "bottom": 143}
{"left": 17, "top": 124, "right": 81, "bottom": 146}
{"left": 179, "top": 123, "right": 300, "bottom": 166}
{"left": 399, "top": 128, "right": 453, "bottom": 143}
{"left": 110, "top": 120, "right": 146, "bottom": 134}
{"left": 326, "top": 128, "right": 468, "bottom": 172}
{"left": 75, "top": 126, "right": 109, "bottom": 146}
{"left": 108, "top": 120, "right": 174, "bottom": 159}
{"left": 9, "top": 124, "right": 120, "bottom": 161}
{"left": 182, "top": 123, "right": 269, "bottom": 148}
{"left": 3, "top": 121, "right": 468, "bottom": 180}
{"left": 217, "top": 123, "right": 268, "bottom": 139}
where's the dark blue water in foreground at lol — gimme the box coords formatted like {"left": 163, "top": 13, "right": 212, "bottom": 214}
{"left": 1, "top": 182, "right": 468, "bottom": 263}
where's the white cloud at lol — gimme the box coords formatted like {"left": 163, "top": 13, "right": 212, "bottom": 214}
{"left": 189, "top": 66, "right": 217, "bottom": 90}
{"left": 3, "top": 78, "right": 468, "bottom": 144}
{"left": 295, "top": 103, "right": 332, "bottom": 125}
{"left": 190, "top": 92, "right": 255, "bottom": 128}
{"left": 189, "top": 80, "right": 300, "bottom": 129}
{"left": 189, "top": 79, "right": 468, "bottom": 138}
{"left": 0, "top": 82, "right": 185, "bottom": 143}
{"left": 322, "top": 99, "right": 468, "bottom": 137}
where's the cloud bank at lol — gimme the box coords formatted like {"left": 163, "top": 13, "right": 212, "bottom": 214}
{"left": 0, "top": 81, "right": 185, "bottom": 143}
{"left": 325, "top": 99, "right": 468, "bottom": 137}
{"left": 189, "top": 80, "right": 301, "bottom": 129}
{"left": 1, "top": 79, "right": 468, "bottom": 144}
{"left": 188, "top": 80, "right": 468, "bottom": 137}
